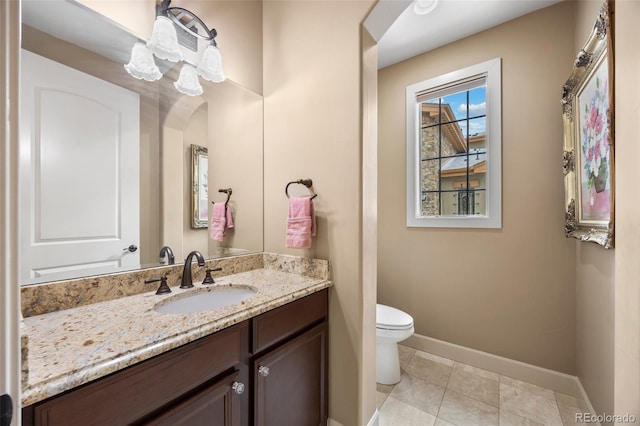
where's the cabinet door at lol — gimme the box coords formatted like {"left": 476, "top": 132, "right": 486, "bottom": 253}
{"left": 144, "top": 371, "right": 243, "bottom": 426}
{"left": 254, "top": 323, "right": 327, "bottom": 426}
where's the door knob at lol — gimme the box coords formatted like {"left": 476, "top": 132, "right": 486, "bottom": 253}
{"left": 232, "top": 382, "right": 245, "bottom": 394}
{"left": 123, "top": 244, "right": 138, "bottom": 253}
{"left": 258, "top": 366, "right": 270, "bottom": 377}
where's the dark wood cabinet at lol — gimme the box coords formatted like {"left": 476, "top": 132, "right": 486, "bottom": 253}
{"left": 144, "top": 371, "right": 242, "bottom": 426}
{"left": 22, "top": 289, "right": 328, "bottom": 426}
{"left": 250, "top": 289, "right": 328, "bottom": 426}
{"left": 253, "top": 323, "right": 327, "bottom": 426}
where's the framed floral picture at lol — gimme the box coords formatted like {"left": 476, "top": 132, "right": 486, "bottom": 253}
{"left": 561, "top": 1, "right": 614, "bottom": 248}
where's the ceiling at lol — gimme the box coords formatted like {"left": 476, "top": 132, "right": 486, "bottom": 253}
{"left": 371, "top": 0, "right": 563, "bottom": 69}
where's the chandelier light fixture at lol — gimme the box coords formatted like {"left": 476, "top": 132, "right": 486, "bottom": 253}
{"left": 124, "top": 0, "right": 225, "bottom": 96}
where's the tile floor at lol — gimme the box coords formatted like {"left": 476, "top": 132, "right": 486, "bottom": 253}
{"left": 377, "top": 345, "right": 586, "bottom": 426}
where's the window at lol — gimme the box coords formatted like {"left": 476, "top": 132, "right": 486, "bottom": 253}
{"left": 406, "top": 58, "right": 501, "bottom": 228}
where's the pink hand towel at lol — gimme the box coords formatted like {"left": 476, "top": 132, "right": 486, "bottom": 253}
{"left": 286, "top": 197, "right": 316, "bottom": 249}
{"left": 210, "top": 203, "right": 234, "bottom": 241}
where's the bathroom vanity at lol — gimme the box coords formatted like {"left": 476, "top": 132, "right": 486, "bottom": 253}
{"left": 20, "top": 256, "right": 330, "bottom": 426}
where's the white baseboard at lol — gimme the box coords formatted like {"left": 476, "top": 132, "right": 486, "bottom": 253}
{"left": 328, "top": 410, "right": 379, "bottom": 426}
{"left": 575, "top": 378, "right": 602, "bottom": 426}
{"left": 367, "top": 409, "right": 380, "bottom": 426}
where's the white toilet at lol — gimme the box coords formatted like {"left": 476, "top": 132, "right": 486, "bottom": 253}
{"left": 376, "top": 303, "right": 414, "bottom": 385}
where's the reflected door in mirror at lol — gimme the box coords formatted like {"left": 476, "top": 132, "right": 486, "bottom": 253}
{"left": 19, "top": 50, "right": 141, "bottom": 284}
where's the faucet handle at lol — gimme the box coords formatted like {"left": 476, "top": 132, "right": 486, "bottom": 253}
{"left": 145, "top": 276, "right": 172, "bottom": 295}
{"left": 202, "top": 267, "right": 222, "bottom": 285}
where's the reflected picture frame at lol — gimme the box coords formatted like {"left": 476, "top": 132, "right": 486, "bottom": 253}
{"left": 561, "top": 1, "right": 614, "bottom": 249}
{"left": 191, "top": 144, "right": 209, "bottom": 229}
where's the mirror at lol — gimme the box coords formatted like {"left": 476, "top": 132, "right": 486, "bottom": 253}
{"left": 19, "top": 0, "right": 264, "bottom": 285}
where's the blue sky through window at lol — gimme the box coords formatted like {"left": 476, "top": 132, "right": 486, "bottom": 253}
{"left": 426, "top": 85, "right": 486, "bottom": 136}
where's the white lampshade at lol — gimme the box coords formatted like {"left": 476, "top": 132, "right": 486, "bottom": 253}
{"left": 147, "top": 16, "right": 183, "bottom": 62}
{"left": 174, "top": 64, "right": 203, "bottom": 96}
{"left": 124, "top": 42, "right": 162, "bottom": 81}
{"left": 196, "top": 45, "right": 225, "bottom": 83}
{"left": 413, "top": 0, "right": 438, "bottom": 15}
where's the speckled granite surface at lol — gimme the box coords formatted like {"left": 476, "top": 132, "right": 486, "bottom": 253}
{"left": 20, "top": 254, "right": 331, "bottom": 406}
{"left": 21, "top": 253, "right": 329, "bottom": 317}
{"left": 21, "top": 253, "right": 265, "bottom": 318}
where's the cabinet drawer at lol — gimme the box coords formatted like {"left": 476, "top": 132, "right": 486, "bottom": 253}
{"left": 31, "top": 322, "right": 246, "bottom": 426}
{"left": 252, "top": 289, "right": 327, "bottom": 354}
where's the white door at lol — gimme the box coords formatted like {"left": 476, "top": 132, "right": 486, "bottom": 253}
{"left": 20, "top": 49, "right": 140, "bottom": 285}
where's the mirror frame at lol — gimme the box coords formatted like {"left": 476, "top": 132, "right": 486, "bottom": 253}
{"left": 191, "top": 144, "right": 209, "bottom": 229}
{"left": 561, "top": 1, "right": 614, "bottom": 249}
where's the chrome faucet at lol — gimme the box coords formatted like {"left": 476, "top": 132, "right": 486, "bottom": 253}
{"left": 159, "top": 245, "right": 175, "bottom": 265}
{"left": 180, "top": 251, "right": 205, "bottom": 289}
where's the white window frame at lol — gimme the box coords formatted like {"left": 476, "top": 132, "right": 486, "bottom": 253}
{"left": 406, "top": 57, "right": 502, "bottom": 228}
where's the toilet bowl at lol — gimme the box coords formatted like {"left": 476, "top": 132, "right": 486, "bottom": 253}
{"left": 376, "top": 303, "right": 414, "bottom": 385}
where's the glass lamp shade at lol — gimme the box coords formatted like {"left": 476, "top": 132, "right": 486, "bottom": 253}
{"left": 124, "top": 42, "right": 162, "bottom": 81}
{"left": 196, "top": 45, "right": 225, "bottom": 83}
{"left": 174, "top": 64, "right": 203, "bottom": 96}
{"left": 147, "top": 16, "right": 183, "bottom": 62}
{"left": 413, "top": 0, "right": 438, "bottom": 15}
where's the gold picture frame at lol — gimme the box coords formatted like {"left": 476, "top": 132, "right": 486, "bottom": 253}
{"left": 562, "top": 1, "right": 614, "bottom": 249}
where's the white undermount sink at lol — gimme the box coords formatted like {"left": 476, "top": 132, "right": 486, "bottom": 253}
{"left": 154, "top": 285, "right": 257, "bottom": 314}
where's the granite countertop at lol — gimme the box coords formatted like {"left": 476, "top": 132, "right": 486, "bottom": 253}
{"left": 21, "top": 268, "right": 331, "bottom": 406}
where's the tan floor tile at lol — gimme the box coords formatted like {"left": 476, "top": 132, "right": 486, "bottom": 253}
{"left": 377, "top": 390, "right": 389, "bottom": 409}
{"left": 500, "top": 410, "right": 545, "bottom": 425}
{"left": 447, "top": 366, "right": 500, "bottom": 407}
{"left": 555, "top": 398, "right": 588, "bottom": 425}
{"left": 399, "top": 344, "right": 417, "bottom": 369}
{"left": 435, "top": 418, "right": 456, "bottom": 426}
{"left": 404, "top": 351, "right": 453, "bottom": 387}
{"left": 554, "top": 392, "right": 580, "bottom": 409}
{"left": 377, "top": 382, "right": 395, "bottom": 395}
{"left": 439, "top": 389, "right": 499, "bottom": 426}
{"left": 500, "top": 382, "right": 562, "bottom": 426}
{"left": 454, "top": 362, "right": 500, "bottom": 382}
{"left": 379, "top": 396, "right": 437, "bottom": 426}
{"left": 389, "top": 373, "right": 445, "bottom": 416}
{"left": 415, "top": 350, "right": 455, "bottom": 367}
{"left": 500, "top": 376, "right": 555, "bottom": 400}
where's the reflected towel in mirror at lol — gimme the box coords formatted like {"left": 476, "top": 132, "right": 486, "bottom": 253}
{"left": 210, "top": 202, "right": 234, "bottom": 241}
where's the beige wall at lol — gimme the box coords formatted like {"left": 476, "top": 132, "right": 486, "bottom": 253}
{"left": 206, "top": 81, "right": 264, "bottom": 257}
{"left": 573, "top": 0, "right": 615, "bottom": 420}
{"left": 183, "top": 104, "right": 209, "bottom": 255}
{"left": 262, "top": 1, "right": 375, "bottom": 424}
{"left": 177, "top": 0, "right": 263, "bottom": 94}
{"left": 613, "top": 0, "right": 640, "bottom": 419}
{"left": 378, "top": 2, "right": 578, "bottom": 374}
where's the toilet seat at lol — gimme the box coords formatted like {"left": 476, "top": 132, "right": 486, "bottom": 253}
{"left": 376, "top": 304, "right": 414, "bottom": 330}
